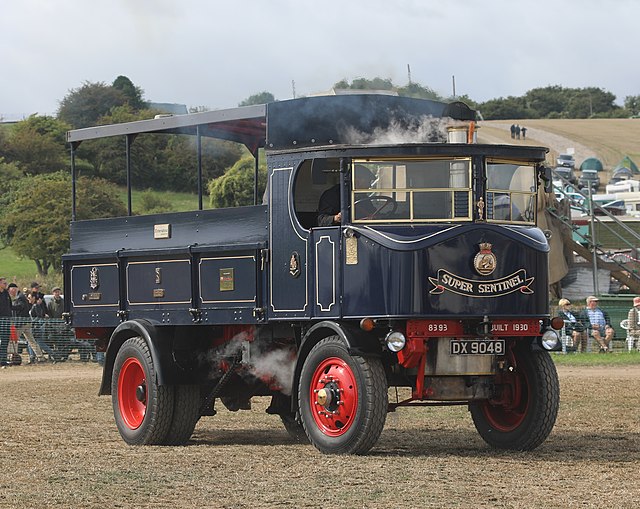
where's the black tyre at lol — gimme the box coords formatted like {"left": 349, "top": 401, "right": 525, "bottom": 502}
{"left": 111, "top": 337, "right": 174, "bottom": 445}
{"left": 280, "top": 413, "right": 308, "bottom": 443}
{"left": 470, "top": 346, "right": 559, "bottom": 451}
{"left": 162, "top": 385, "right": 200, "bottom": 445}
{"left": 298, "top": 335, "right": 387, "bottom": 455}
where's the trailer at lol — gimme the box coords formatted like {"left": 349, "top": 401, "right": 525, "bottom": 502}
{"left": 64, "top": 94, "right": 561, "bottom": 454}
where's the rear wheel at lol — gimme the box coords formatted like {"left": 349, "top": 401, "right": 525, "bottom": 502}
{"left": 298, "top": 336, "right": 387, "bottom": 455}
{"left": 112, "top": 337, "right": 174, "bottom": 445}
{"left": 470, "top": 345, "right": 559, "bottom": 451}
{"left": 162, "top": 385, "right": 200, "bottom": 445}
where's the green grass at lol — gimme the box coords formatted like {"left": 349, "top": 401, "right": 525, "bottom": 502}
{"left": 553, "top": 350, "right": 640, "bottom": 366}
{"left": 117, "top": 188, "right": 201, "bottom": 213}
{"left": 0, "top": 246, "right": 38, "bottom": 280}
{"left": 0, "top": 246, "right": 63, "bottom": 290}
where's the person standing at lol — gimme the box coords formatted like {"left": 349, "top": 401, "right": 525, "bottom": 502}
{"left": 626, "top": 296, "right": 640, "bottom": 351}
{"left": 521, "top": 126, "right": 527, "bottom": 140}
{"left": 578, "top": 295, "right": 615, "bottom": 352}
{"left": 0, "top": 277, "right": 12, "bottom": 367}
{"left": 515, "top": 125, "right": 521, "bottom": 140}
{"left": 8, "top": 283, "right": 45, "bottom": 363}
{"left": 510, "top": 124, "right": 516, "bottom": 139}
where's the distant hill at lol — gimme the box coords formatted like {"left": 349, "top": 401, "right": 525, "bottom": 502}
{"left": 479, "top": 119, "right": 640, "bottom": 172}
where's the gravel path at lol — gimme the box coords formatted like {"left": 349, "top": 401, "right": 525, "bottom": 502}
{"left": 479, "top": 121, "right": 599, "bottom": 166}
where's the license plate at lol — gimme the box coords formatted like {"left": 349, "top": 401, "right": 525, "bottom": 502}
{"left": 450, "top": 339, "right": 505, "bottom": 355}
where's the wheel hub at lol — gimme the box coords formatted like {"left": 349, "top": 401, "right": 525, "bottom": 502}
{"left": 315, "top": 379, "right": 341, "bottom": 411}
{"left": 136, "top": 384, "right": 146, "bottom": 402}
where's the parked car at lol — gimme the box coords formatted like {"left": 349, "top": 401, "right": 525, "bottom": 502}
{"left": 553, "top": 166, "right": 577, "bottom": 185}
{"left": 578, "top": 169, "right": 600, "bottom": 191}
{"left": 557, "top": 154, "right": 575, "bottom": 168}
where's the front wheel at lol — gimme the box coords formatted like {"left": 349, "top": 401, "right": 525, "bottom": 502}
{"left": 298, "top": 336, "right": 387, "bottom": 455}
{"left": 469, "top": 345, "right": 559, "bottom": 451}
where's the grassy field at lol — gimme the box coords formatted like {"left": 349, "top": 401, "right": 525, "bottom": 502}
{"left": 553, "top": 350, "right": 640, "bottom": 366}
{"left": 481, "top": 118, "right": 640, "bottom": 170}
{"left": 0, "top": 246, "right": 44, "bottom": 285}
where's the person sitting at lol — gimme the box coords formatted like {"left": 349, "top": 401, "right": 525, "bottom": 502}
{"left": 557, "top": 298, "right": 585, "bottom": 351}
{"left": 577, "top": 295, "right": 615, "bottom": 352}
{"left": 316, "top": 165, "right": 375, "bottom": 226}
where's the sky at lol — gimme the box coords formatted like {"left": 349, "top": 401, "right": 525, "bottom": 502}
{"left": 1, "top": 0, "right": 638, "bottom": 120}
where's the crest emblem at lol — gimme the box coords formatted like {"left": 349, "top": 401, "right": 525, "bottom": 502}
{"left": 89, "top": 267, "right": 100, "bottom": 290}
{"left": 289, "top": 251, "right": 301, "bottom": 278}
{"left": 474, "top": 243, "right": 497, "bottom": 276}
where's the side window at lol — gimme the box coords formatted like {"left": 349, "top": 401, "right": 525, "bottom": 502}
{"left": 293, "top": 158, "right": 341, "bottom": 229}
{"left": 486, "top": 161, "right": 537, "bottom": 223}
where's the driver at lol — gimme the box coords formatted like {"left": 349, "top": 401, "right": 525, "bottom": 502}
{"left": 317, "top": 165, "right": 375, "bottom": 226}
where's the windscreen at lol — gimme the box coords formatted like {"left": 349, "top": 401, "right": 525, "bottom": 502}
{"left": 351, "top": 158, "right": 472, "bottom": 223}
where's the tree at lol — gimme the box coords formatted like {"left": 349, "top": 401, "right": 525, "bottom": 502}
{"left": 3, "top": 115, "right": 70, "bottom": 175}
{"left": 398, "top": 82, "right": 443, "bottom": 101}
{"left": 208, "top": 155, "right": 266, "bottom": 209}
{"left": 624, "top": 96, "right": 640, "bottom": 116}
{"left": 335, "top": 77, "right": 395, "bottom": 91}
{"left": 58, "top": 81, "right": 128, "bottom": 129}
{"left": 239, "top": 92, "right": 276, "bottom": 106}
{"left": 478, "top": 96, "right": 530, "bottom": 120}
{"left": 0, "top": 173, "right": 126, "bottom": 275}
{"left": 112, "top": 75, "right": 147, "bottom": 110}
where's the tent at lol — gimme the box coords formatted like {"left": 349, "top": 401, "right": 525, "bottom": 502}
{"left": 613, "top": 155, "right": 639, "bottom": 175}
{"left": 580, "top": 157, "right": 603, "bottom": 172}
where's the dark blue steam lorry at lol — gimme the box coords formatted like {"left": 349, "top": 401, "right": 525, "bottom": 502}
{"left": 64, "top": 94, "right": 562, "bottom": 454}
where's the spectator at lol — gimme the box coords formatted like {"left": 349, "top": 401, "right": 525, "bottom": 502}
{"left": 521, "top": 126, "right": 527, "bottom": 140}
{"left": 30, "top": 282, "right": 48, "bottom": 316}
{"left": 557, "top": 298, "right": 586, "bottom": 351}
{"left": 578, "top": 295, "right": 615, "bottom": 352}
{"left": 626, "top": 296, "right": 640, "bottom": 351}
{"left": 515, "top": 125, "right": 521, "bottom": 140}
{"left": 48, "top": 287, "right": 64, "bottom": 318}
{"left": 28, "top": 292, "right": 56, "bottom": 362}
{"left": 0, "top": 277, "right": 12, "bottom": 367}
{"left": 510, "top": 124, "right": 516, "bottom": 139}
{"left": 8, "top": 283, "right": 45, "bottom": 363}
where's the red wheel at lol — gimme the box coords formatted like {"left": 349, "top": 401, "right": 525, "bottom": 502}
{"left": 308, "top": 357, "right": 358, "bottom": 437}
{"left": 117, "top": 357, "right": 147, "bottom": 429}
{"left": 480, "top": 363, "right": 528, "bottom": 432}
{"left": 299, "top": 335, "right": 387, "bottom": 455}
{"left": 111, "top": 337, "right": 174, "bottom": 445}
{"left": 470, "top": 344, "right": 559, "bottom": 450}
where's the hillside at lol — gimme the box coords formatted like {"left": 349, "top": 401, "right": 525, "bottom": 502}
{"left": 478, "top": 119, "right": 640, "bottom": 173}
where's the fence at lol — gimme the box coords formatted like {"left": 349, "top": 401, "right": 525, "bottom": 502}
{"left": 556, "top": 301, "right": 640, "bottom": 354}
{"left": 0, "top": 317, "right": 100, "bottom": 365}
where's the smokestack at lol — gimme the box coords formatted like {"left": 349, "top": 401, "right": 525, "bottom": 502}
{"left": 447, "top": 122, "right": 478, "bottom": 144}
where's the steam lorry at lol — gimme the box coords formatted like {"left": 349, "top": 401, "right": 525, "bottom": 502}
{"left": 63, "top": 94, "right": 562, "bottom": 454}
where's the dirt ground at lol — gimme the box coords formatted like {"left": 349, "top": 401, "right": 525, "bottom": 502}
{"left": 0, "top": 362, "right": 638, "bottom": 509}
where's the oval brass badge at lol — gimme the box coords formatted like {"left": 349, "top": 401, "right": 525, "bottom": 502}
{"left": 474, "top": 243, "right": 497, "bottom": 276}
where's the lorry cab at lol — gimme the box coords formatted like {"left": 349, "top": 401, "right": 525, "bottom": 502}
{"left": 64, "top": 94, "right": 561, "bottom": 455}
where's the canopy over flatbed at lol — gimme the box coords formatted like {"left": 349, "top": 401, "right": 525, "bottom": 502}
{"left": 66, "top": 95, "right": 476, "bottom": 154}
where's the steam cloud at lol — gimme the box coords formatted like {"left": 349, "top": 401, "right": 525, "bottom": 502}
{"left": 340, "top": 114, "right": 451, "bottom": 145}
{"left": 206, "top": 328, "right": 296, "bottom": 396}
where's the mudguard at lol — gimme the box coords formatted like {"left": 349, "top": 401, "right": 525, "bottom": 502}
{"left": 98, "top": 319, "right": 169, "bottom": 395}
